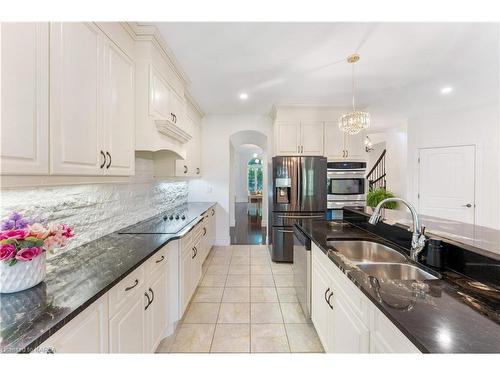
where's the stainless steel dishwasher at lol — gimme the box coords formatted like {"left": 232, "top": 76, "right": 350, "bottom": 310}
{"left": 292, "top": 224, "right": 311, "bottom": 318}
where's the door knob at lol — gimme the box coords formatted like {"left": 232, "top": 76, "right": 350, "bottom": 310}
{"left": 462, "top": 203, "right": 472, "bottom": 208}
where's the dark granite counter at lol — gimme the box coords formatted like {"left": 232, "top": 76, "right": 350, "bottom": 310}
{"left": 347, "top": 206, "right": 500, "bottom": 260}
{"left": 0, "top": 202, "right": 216, "bottom": 353}
{"left": 297, "top": 218, "right": 500, "bottom": 353}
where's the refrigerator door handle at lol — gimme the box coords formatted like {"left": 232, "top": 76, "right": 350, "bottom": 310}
{"left": 277, "top": 214, "right": 324, "bottom": 219}
{"left": 276, "top": 229, "right": 294, "bottom": 233}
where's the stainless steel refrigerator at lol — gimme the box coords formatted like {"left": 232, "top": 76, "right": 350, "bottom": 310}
{"left": 270, "top": 156, "right": 327, "bottom": 262}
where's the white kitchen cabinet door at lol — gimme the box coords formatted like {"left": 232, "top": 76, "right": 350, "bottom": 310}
{"left": 148, "top": 65, "right": 171, "bottom": 119}
{"left": 323, "top": 122, "right": 345, "bottom": 160}
{"left": 311, "top": 255, "right": 333, "bottom": 352}
{"left": 103, "top": 38, "right": 135, "bottom": 176}
{"left": 344, "top": 131, "right": 366, "bottom": 160}
{"left": 175, "top": 159, "right": 191, "bottom": 177}
{"left": 1, "top": 22, "right": 49, "bottom": 175}
{"left": 276, "top": 121, "right": 300, "bottom": 155}
{"left": 109, "top": 292, "right": 148, "bottom": 353}
{"left": 369, "top": 305, "right": 420, "bottom": 353}
{"left": 333, "top": 296, "right": 369, "bottom": 353}
{"left": 191, "top": 241, "right": 203, "bottom": 289}
{"left": 300, "top": 122, "right": 324, "bottom": 155}
{"left": 170, "top": 90, "right": 186, "bottom": 132}
{"left": 145, "top": 269, "right": 168, "bottom": 352}
{"left": 37, "top": 295, "right": 109, "bottom": 353}
{"left": 50, "top": 22, "right": 104, "bottom": 175}
{"left": 180, "top": 244, "right": 192, "bottom": 315}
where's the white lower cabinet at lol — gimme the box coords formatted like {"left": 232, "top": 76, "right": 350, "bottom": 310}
{"left": 109, "top": 288, "right": 148, "bottom": 353}
{"left": 145, "top": 268, "right": 168, "bottom": 352}
{"left": 34, "top": 209, "right": 218, "bottom": 353}
{"left": 37, "top": 294, "right": 109, "bottom": 353}
{"left": 332, "top": 296, "right": 369, "bottom": 353}
{"left": 311, "top": 243, "right": 420, "bottom": 353}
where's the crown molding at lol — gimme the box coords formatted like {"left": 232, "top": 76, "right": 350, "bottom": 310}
{"left": 185, "top": 91, "right": 205, "bottom": 119}
{"left": 124, "top": 22, "right": 191, "bottom": 87}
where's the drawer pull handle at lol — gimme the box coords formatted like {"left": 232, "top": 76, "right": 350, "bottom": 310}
{"left": 144, "top": 292, "right": 151, "bottom": 310}
{"left": 100, "top": 150, "right": 106, "bottom": 169}
{"left": 327, "top": 291, "right": 334, "bottom": 310}
{"left": 125, "top": 279, "right": 139, "bottom": 291}
{"left": 324, "top": 288, "right": 330, "bottom": 304}
{"left": 106, "top": 151, "right": 112, "bottom": 169}
{"left": 192, "top": 247, "right": 196, "bottom": 259}
{"left": 203, "top": 227, "right": 207, "bottom": 236}
{"left": 211, "top": 209, "right": 215, "bottom": 216}
{"left": 155, "top": 255, "right": 165, "bottom": 263}
{"left": 149, "top": 287, "right": 155, "bottom": 305}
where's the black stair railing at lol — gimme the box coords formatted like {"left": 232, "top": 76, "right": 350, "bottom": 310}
{"left": 367, "top": 149, "right": 386, "bottom": 190}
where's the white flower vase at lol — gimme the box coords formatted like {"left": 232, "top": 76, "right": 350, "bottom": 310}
{"left": 0, "top": 252, "right": 46, "bottom": 294}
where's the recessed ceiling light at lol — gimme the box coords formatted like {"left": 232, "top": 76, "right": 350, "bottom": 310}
{"left": 239, "top": 92, "right": 248, "bottom": 100}
{"left": 440, "top": 87, "right": 453, "bottom": 95}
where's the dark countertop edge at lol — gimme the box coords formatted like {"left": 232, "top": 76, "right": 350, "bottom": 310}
{"left": 16, "top": 202, "right": 216, "bottom": 353}
{"left": 296, "top": 221, "right": 437, "bottom": 353}
{"left": 343, "top": 207, "right": 500, "bottom": 261}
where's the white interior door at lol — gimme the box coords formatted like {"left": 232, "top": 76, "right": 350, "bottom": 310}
{"left": 418, "top": 145, "right": 475, "bottom": 224}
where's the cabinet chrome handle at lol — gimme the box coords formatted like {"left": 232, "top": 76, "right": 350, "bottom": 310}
{"left": 192, "top": 247, "right": 196, "bottom": 259}
{"left": 346, "top": 150, "right": 348, "bottom": 158}
{"left": 125, "top": 279, "right": 139, "bottom": 291}
{"left": 211, "top": 209, "right": 215, "bottom": 216}
{"left": 184, "top": 165, "right": 188, "bottom": 174}
{"left": 203, "top": 227, "right": 207, "bottom": 236}
{"left": 171, "top": 113, "right": 175, "bottom": 123}
{"left": 277, "top": 229, "right": 293, "bottom": 233}
{"left": 173, "top": 114, "right": 177, "bottom": 123}
{"left": 106, "top": 151, "right": 111, "bottom": 169}
{"left": 462, "top": 203, "right": 472, "bottom": 208}
{"left": 155, "top": 255, "right": 165, "bottom": 263}
{"left": 324, "top": 288, "right": 330, "bottom": 304}
{"left": 100, "top": 150, "right": 106, "bottom": 169}
{"left": 196, "top": 167, "right": 200, "bottom": 175}
{"left": 327, "top": 291, "right": 334, "bottom": 310}
{"left": 144, "top": 292, "right": 151, "bottom": 310}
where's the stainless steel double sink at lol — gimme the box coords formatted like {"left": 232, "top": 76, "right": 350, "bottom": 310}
{"left": 326, "top": 240, "right": 439, "bottom": 281}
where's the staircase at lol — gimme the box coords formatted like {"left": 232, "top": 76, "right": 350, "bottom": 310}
{"left": 367, "top": 149, "right": 386, "bottom": 190}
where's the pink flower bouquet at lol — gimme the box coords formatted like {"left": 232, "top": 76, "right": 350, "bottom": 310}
{"left": 0, "top": 212, "right": 74, "bottom": 267}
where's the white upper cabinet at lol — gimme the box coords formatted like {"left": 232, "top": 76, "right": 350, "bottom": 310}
{"left": 103, "top": 38, "right": 135, "bottom": 176}
{"left": 343, "top": 130, "right": 366, "bottom": 160}
{"left": 275, "top": 121, "right": 331, "bottom": 157}
{"left": 300, "top": 121, "right": 324, "bottom": 155}
{"left": 324, "top": 121, "right": 366, "bottom": 160}
{"left": 1, "top": 22, "right": 49, "bottom": 175}
{"left": 50, "top": 22, "right": 135, "bottom": 176}
{"left": 275, "top": 121, "right": 300, "bottom": 155}
{"left": 50, "top": 22, "right": 104, "bottom": 175}
{"left": 149, "top": 66, "right": 171, "bottom": 119}
{"left": 324, "top": 121, "right": 345, "bottom": 160}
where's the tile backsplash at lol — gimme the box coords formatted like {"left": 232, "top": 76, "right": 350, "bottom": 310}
{"left": 0, "top": 157, "right": 188, "bottom": 254}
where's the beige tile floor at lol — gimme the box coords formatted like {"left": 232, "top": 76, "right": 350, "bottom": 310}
{"left": 157, "top": 244, "right": 324, "bottom": 353}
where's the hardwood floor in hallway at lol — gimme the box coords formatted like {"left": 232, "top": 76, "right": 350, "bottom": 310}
{"left": 230, "top": 202, "right": 267, "bottom": 245}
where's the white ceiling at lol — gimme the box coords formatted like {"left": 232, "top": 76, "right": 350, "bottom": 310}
{"left": 154, "top": 22, "right": 499, "bottom": 127}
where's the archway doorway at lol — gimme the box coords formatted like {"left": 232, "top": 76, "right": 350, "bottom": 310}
{"left": 229, "top": 130, "right": 269, "bottom": 245}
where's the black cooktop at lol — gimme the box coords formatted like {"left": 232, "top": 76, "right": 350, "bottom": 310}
{"left": 118, "top": 205, "right": 201, "bottom": 234}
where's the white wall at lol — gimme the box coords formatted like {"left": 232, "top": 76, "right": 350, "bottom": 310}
{"left": 367, "top": 126, "right": 408, "bottom": 204}
{"left": 407, "top": 105, "right": 500, "bottom": 229}
{"left": 188, "top": 115, "right": 273, "bottom": 245}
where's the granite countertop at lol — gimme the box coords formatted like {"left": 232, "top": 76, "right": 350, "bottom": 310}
{"left": 0, "top": 202, "right": 216, "bottom": 353}
{"left": 297, "top": 219, "right": 500, "bottom": 353}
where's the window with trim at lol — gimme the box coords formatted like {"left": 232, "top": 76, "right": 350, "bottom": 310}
{"left": 247, "top": 157, "right": 263, "bottom": 194}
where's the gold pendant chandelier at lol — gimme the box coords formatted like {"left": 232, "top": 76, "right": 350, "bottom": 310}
{"left": 338, "top": 53, "right": 370, "bottom": 135}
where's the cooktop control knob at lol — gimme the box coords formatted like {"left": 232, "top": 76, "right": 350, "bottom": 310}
{"left": 181, "top": 215, "right": 186, "bottom": 220}
{"left": 175, "top": 215, "right": 179, "bottom": 220}
{"left": 169, "top": 215, "right": 174, "bottom": 220}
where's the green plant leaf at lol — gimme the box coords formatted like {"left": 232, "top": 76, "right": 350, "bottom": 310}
{"left": 366, "top": 188, "right": 397, "bottom": 209}
{"left": 6, "top": 258, "right": 17, "bottom": 267}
